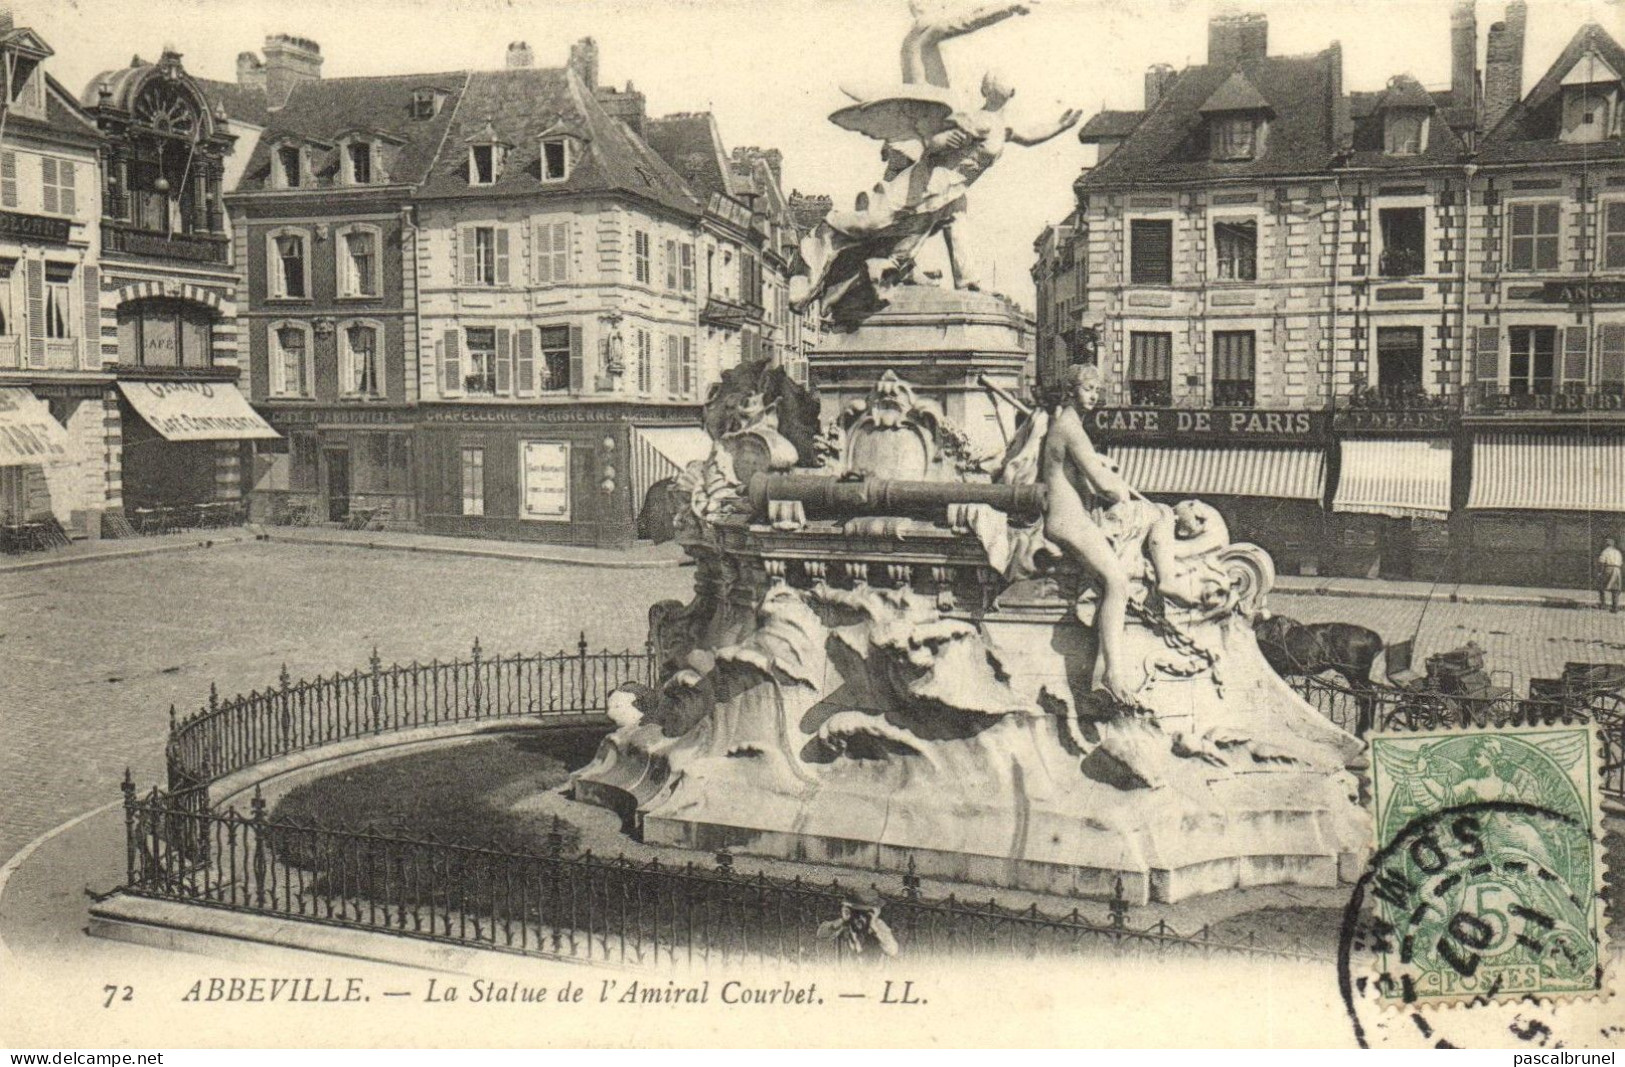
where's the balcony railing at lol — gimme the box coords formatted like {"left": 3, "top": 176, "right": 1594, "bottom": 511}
{"left": 45, "top": 338, "right": 80, "bottom": 370}
{"left": 0, "top": 336, "right": 18, "bottom": 369}
{"left": 102, "top": 222, "right": 230, "bottom": 265}
{"left": 1128, "top": 382, "right": 1172, "bottom": 407}
{"left": 1470, "top": 382, "right": 1625, "bottom": 415}
{"left": 1341, "top": 384, "right": 1454, "bottom": 412}
{"left": 1211, "top": 380, "right": 1255, "bottom": 408}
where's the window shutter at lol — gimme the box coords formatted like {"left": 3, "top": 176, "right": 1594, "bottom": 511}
{"left": 1600, "top": 324, "right": 1625, "bottom": 386}
{"left": 681, "top": 337, "right": 694, "bottom": 396}
{"left": 515, "top": 327, "right": 535, "bottom": 395}
{"left": 271, "top": 327, "right": 286, "bottom": 396}
{"left": 554, "top": 222, "right": 570, "bottom": 281}
{"left": 0, "top": 152, "right": 15, "bottom": 208}
{"left": 25, "top": 258, "right": 44, "bottom": 368}
{"left": 442, "top": 328, "right": 461, "bottom": 395}
{"left": 41, "top": 158, "right": 57, "bottom": 214}
{"left": 666, "top": 335, "right": 680, "bottom": 394}
{"left": 666, "top": 239, "right": 678, "bottom": 289}
{"left": 460, "top": 227, "right": 477, "bottom": 285}
{"left": 495, "top": 327, "right": 513, "bottom": 394}
{"left": 60, "top": 162, "right": 75, "bottom": 217}
{"left": 568, "top": 324, "right": 584, "bottom": 392}
{"left": 534, "top": 224, "right": 552, "bottom": 284}
{"left": 81, "top": 265, "right": 99, "bottom": 369}
{"left": 1562, "top": 326, "right": 1589, "bottom": 386}
{"left": 495, "top": 228, "right": 510, "bottom": 285}
{"left": 1474, "top": 326, "right": 1500, "bottom": 383}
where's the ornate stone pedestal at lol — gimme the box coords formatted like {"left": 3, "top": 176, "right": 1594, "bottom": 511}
{"left": 810, "top": 286, "right": 1032, "bottom": 464}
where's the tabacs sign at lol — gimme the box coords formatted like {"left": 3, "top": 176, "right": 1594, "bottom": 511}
{"left": 1087, "top": 407, "right": 1326, "bottom": 442}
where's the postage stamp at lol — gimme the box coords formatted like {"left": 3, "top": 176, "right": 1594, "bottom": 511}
{"left": 1363, "top": 727, "right": 1605, "bottom": 1007}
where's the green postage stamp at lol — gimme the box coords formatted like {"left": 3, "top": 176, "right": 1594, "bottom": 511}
{"left": 1366, "top": 726, "right": 1605, "bottom": 1005}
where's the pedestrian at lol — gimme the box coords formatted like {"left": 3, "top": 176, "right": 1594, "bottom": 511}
{"left": 817, "top": 887, "right": 899, "bottom": 961}
{"left": 1598, "top": 537, "right": 1623, "bottom": 614}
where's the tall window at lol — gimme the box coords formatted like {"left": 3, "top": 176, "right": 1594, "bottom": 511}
{"left": 1210, "top": 116, "right": 1257, "bottom": 161}
{"left": 678, "top": 336, "right": 695, "bottom": 396}
{"left": 541, "top": 138, "right": 569, "bottom": 182}
{"left": 1384, "top": 111, "right": 1427, "bottom": 155}
{"left": 1129, "top": 219, "right": 1172, "bottom": 284}
{"left": 534, "top": 220, "right": 569, "bottom": 283}
{"left": 665, "top": 238, "right": 679, "bottom": 290}
{"left": 635, "top": 328, "right": 652, "bottom": 393}
{"left": 679, "top": 243, "right": 695, "bottom": 292}
{"left": 1507, "top": 326, "right": 1556, "bottom": 396}
{"left": 1603, "top": 201, "right": 1625, "bottom": 270}
{"left": 117, "top": 299, "right": 215, "bottom": 369}
{"left": 339, "top": 228, "right": 379, "bottom": 297}
{"left": 270, "top": 232, "right": 308, "bottom": 299}
{"left": 634, "top": 230, "right": 651, "bottom": 284}
{"left": 460, "top": 447, "right": 485, "bottom": 516}
{"left": 1379, "top": 207, "right": 1426, "bottom": 277}
{"left": 1376, "top": 326, "right": 1425, "bottom": 395}
{"left": 1211, "top": 331, "right": 1254, "bottom": 407}
{"left": 343, "top": 323, "right": 381, "bottom": 397}
{"left": 1213, "top": 220, "right": 1256, "bottom": 281}
{"left": 1601, "top": 324, "right": 1625, "bottom": 395}
{"left": 355, "top": 143, "right": 376, "bottom": 184}
{"left": 271, "top": 323, "right": 311, "bottom": 397}
{"left": 0, "top": 260, "right": 14, "bottom": 340}
{"left": 44, "top": 264, "right": 73, "bottom": 339}
{"left": 1128, "top": 332, "right": 1172, "bottom": 406}
{"left": 539, "top": 325, "right": 571, "bottom": 391}
{"left": 1507, "top": 202, "right": 1560, "bottom": 271}
{"left": 276, "top": 146, "right": 302, "bottom": 189}
{"left": 0, "top": 152, "right": 15, "bottom": 209}
{"left": 462, "top": 226, "right": 509, "bottom": 286}
{"left": 41, "top": 158, "right": 75, "bottom": 216}
{"left": 464, "top": 327, "right": 497, "bottom": 395}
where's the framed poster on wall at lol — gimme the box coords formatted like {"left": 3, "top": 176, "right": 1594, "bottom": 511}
{"left": 519, "top": 439, "right": 571, "bottom": 521}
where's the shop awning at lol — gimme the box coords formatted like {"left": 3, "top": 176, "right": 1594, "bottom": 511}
{"left": 1333, "top": 439, "right": 1452, "bottom": 519}
{"left": 0, "top": 387, "right": 72, "bottom": 467}
{"left": 1466, "top": 432, "right": 1625, "bottom": 512}
{"left": 629, "top": 426, "right": 714, "bottom": 506}
{"left": 117, "top": 382, "right": 279, "bottom": 442}
{"left": 1109, "top": 445, "right": 1326, "bottom": 501}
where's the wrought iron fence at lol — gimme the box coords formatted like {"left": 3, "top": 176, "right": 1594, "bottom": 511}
{"left": 1289, "top": 674, "right": 1624, "bottom": 800}
{"left": 119, "top": 780, "right": 1331, "bottom": 967}
{"left": 165, "top": 637, "right": 656, "bottom": 806}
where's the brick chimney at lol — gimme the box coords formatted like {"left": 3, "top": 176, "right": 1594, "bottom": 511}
{"left": 569, "top": 37, "right": 599, "bottom": 90}
{"left": 1208, "top": 12, "right": 1268, "bottom": 67}
{"left": 261, "top": 34, "right": 322, "bottom": 108}
{"left": 734, "top": 146, "right": 783, "bottom": 187}
{"left": 1144, "top": 63, "right": 1176, "bottom": 109}
{"left": 595, "top": 82, "right": 645, "bottom": 137}
{"left": 1483, "top": 0, "right": 1526, "bottom": 130}
{"left": 1450, "top": 0, "right": 1478, "bottom": 112}
{"left": 235, "top": 51, "right": 266, "bottom": 92}
{"left": 506, "top": 41, "right": 533, "bottom": 69}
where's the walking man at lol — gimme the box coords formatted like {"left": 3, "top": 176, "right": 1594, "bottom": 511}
{"left": 1598, "top": 537, "right": 1623, "bottom": 613}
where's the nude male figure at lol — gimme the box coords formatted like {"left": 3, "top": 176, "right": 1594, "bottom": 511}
{"left": 1040, "top": 364, "right": 1141, "bottom": 705}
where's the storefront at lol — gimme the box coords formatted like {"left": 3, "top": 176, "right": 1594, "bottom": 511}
{"left": 255, "top": 406, "right": 416, "bottom": 526}
{"left": 0, "top": 386, "right": 74, "bottom": 538}
{"left": 1327, "top": 407, "right": 1457, "bottom": 581}
{"left": 116, "top": 381, "right": 278, "bottom": 522}
{"left": 416, "top": 402, "right": 701, "bottom": 548}
{"left": 1088, "top": 407, "right": 1330, "bottom": 575}
{"left": 1460, "top": 429, "right": 1625, "bottom": 589}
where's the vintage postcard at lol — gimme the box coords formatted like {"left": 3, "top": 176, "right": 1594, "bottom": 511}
{"left": 1, "top": 0, "right": 1621, "bottom": 1052}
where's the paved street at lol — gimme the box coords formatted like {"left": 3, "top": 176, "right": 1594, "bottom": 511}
{"left": 1, "top": 541, "right": 692, "bottom": 863}
{"left": 4, "top": 540, "right": 1624, "bottom": 866}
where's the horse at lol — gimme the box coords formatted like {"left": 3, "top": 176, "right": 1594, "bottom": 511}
{"left": 1253, "top": 614, "right": 1386, "bottom": 737}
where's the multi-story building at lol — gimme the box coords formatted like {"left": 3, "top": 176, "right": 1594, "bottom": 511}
{"left": 1052, "top": 3, "right": 1625, "bottom": 588}
{"left": 0, "top": 13, "right": 108, "bottom": 542}
{"left": 82, "top": 47, "right": 270, "bottom": 530}
{"left": 227, "top": 35, "right": 467, "bottom": 527}
{"left": 1030, "top": 210, "right": 1088, "bottom": 400}
{"left": 228, "top": 35, "right": 818, "bottom": 547}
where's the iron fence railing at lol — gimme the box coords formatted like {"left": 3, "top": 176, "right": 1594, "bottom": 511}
{"left": 1289, "top": 674, "right": 1624, "bottom": 800}
{"left": 165, "top": 637, "right": 656, "bottom": 806}
{"left": 119, "top": 781, "right": 1331, "bottom": 968}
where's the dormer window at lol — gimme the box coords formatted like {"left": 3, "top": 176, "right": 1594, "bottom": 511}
{"left": 1384, "top": 111, "right": 1429, "bottom": 155}
{"left": 542, "top": 138, "right": 570, "bottom": 182}
{"left": 348, "top": 141, "right": 373, "bottom": 185}
{"left": 1559, "top": 51, "right": 1622, "bottom": 145}
{"left": 470, "top": 145, "right": 497, "bottom": 185}
{"left": 275, "top": 145, "right": 304, "bottom": 189}
{"left": 412, "top": 88, "right": 446, "bottom": 120}
{"left": 1199, "top": 71, "right": 1270, "bottom": 163}
{"left": 1211, "top": 116, "right": 1258, "bottom": 161}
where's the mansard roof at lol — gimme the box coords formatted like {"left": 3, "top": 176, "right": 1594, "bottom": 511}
{"left": 644, "top": 112, "right": 744, "bottom": 202}
{"left": 1479, "top": 22, "right": 1625, "bottom": 164}
{"left": 1076, "top": 109, "right": 1145, "bottom": 143}
{"left": 1346, "top": 77, "right": 1468, "bottom": 169}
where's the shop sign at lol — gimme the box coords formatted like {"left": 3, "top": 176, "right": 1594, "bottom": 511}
{"left": 1087, "top": 407, "right": 1325, "bottom": 442}
{"left": 1333, "top": 408, "right": 1455, "bottom": 433}
{"left": 0, "top": 210, "right": 71, "bottom": 244}
{"left": 520, "top": 440, "right": 570, "bottom": 521}
{"left": 1541, "top": 280, "right": 1625, "bottom": 305}
{"left": 264, "top": 407, "right": 411, "bottom": 427}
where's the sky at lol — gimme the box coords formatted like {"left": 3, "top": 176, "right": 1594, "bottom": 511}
{"left": 27, "top": 0, "right": 1624, "bottom": 310}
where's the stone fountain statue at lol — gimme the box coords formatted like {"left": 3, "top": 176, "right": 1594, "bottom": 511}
{"left": 789, "top": 0, "right": 1082, "bottom": 323}
{"left": 574, "top": 2, "right": 1369, "bottom": 905}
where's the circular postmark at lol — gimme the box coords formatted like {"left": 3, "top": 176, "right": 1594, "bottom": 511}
{"left": 1339, "top": 800, "right": 1608, "bottom": 1049}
